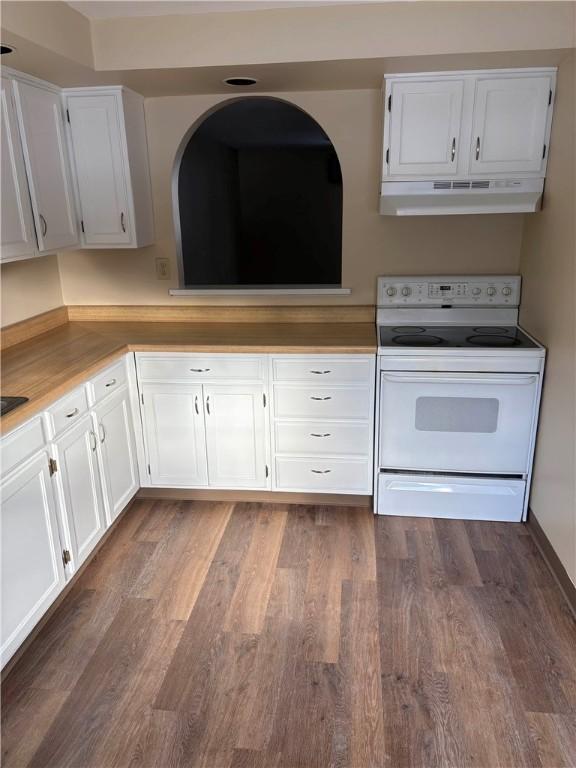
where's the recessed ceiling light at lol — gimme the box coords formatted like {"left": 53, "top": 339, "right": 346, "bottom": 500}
{"left": 223, "top": 76, "right": 258, "bottom": 87}
{"left": 0, "top": 43, "right": 16, "bottom": 55}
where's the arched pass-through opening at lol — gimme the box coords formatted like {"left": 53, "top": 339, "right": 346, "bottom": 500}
{"left": 173, "top": 97, "right": 343, "bottom": 291}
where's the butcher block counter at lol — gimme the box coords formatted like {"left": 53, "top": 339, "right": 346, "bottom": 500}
{"left": 1, "top": 318, "right": 377, "bottom": 434}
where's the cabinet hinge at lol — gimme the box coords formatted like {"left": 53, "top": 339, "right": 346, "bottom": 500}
{"left": 387, "top": 94, "right": 392, "bottom": 112}
{"left": 62, "top": 549, "right": 71, "bottom": 567}
{"left": 386, "top": 148, "right": 390, "bottom": 165}
{"left": 542, "top": 144, "right": 547, "bottom": 159}
{"left": 48, "top": 457, "right": 58, "bottom": 476}
{"left": 66, "top": 108, "right": 70, "bottom": 124}
{"left": 548, "top": 89, "right": 552, "bottom": 106}
{"left": 265, "top": 464, "right": 269, "bottom": 479}
{"left": 263, "top": 393, "right": 267, "bottom": 407}
{"left": 80, "top": 220, "right": 85, "bottom": 233}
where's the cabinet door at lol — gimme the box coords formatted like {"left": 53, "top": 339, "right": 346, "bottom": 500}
{"left": 66, "top": 94, "right": 132, "bottom": 246}
{"left": 1, "top": 451, "right": 66, "bottom": 667}
{"left": 470, "top": 75, "right": 552, "bottom": 175}
{"left": 94, "top": 388, "right": 138, "bottom": 524}
{"left": 141, "top": 384, "right": 208, "bottom": 487}
{"left": 54, "top": 414, "right": 106, "bottom": 570}
{"left": 204, "top": 384, "right": 267, "bottom": 489}
{"left": 0, "top": 77, "right": 37, "bottom": 262}
{"left": 13, "top": 81, "right": 79, "bottom": 252}
{"left": 387, "top": 79, "right": 464, "bottom": 177}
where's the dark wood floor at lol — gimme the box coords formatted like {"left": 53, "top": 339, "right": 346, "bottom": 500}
{"left": 2, "top": 501, "right": 576, "bottom": 767}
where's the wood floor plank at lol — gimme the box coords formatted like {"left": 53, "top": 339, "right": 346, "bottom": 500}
{"left": 528, "top": 712, "right": 576, "bottom": 768}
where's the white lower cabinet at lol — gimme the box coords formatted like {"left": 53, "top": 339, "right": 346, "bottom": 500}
{"left": 204, "top": 384, "right": 267, "bottom": 488}
{"left": 1, "top": 450, "right": 66, "bottom": 666}
{"left": 141, "top": 384, "right": 209, "bottom": 487}
{"left": 52, "top": 413, "right": 106, "bottom": 570}
{"left": 93, "top": 388, "right": 139, "bottom": 524}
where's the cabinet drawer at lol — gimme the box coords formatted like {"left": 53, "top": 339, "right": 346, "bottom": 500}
{"left": 275, "top": 457, "right": 371, "bottom": 493}
{"left": 46, "top": 387, "right": 89, "bottom": 437}
{"left": 272, "top": 358, "right": 373, "bottom": 384}
{"left": 275, "top": 421, "right": 370, "bottom": 456}
{"left": 137, "top": 355, "right": 264, "bottom": 382}
{"left": 90, "top": 359, "right": 127, "bottom": 402}
{"left": 273, "top": 385, "right": 371, "bottom": 421}
{"left": 1, "top": 417, "right": 46, "bottom": 478}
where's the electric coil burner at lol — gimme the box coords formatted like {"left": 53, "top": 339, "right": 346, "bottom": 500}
{"left": 375, "top": 275, "right": 545, "bottom": 523}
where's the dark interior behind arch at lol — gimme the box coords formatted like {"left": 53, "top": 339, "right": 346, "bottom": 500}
{"left": 177, "top": 98, "right": 343, "bottom": 288}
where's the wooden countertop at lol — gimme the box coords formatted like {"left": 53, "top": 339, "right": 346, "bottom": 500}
{"left": 1, "top": 320, "right": 377, "bottom": 434}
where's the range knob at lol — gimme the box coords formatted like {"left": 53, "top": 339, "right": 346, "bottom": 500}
{"left": 502, "top": 286, "right": 513, "bottom": 296}
{"left": 486, "top": 287, "right": 497, "bottom": 297}
{"left": 472, "top": 287, "right": 482, "bottom": 296}
{"left": 386, "top": 286, "right": 397, "bottom": 297}
{"left": 401, "top": 286, "right": 412, "bottom": 297}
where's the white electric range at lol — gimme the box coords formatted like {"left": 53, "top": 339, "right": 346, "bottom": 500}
{"left": 374, "top": 275, "right": 545, "bottom": 522}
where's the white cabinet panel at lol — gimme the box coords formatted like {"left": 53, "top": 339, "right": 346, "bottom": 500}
{"left": 204, "top": 384, "right": 267, "bottom": 489}
{"left": 274, "top": 421, "right": 370, "bottom": 457}
{"left": 94, "top": 388, "right": 138, "bottom": 524}
{"left": 0, "top": 76, "right": 37, "bottom": 262}
{"left": 273, "top": 385, "right": 372, "bottom": 421}
{"left": 275, "top": 457, "right": 371, "bottom": 494}
{"left": 66, "top": 94, "right": 131, "bottom": 246}
{"left": 13, "top": 81, "right": 79, "bottom": 252}
{"left": 1, "top": 451, "right": 66, "bottom": 667}
{"left": 142, "top": 384, "right": 208, "bottom": 487}
{"left": 470, "top": 75, "right": 552, "bottom": 175}
{"left": 54, "top": 414, "right": 106, "bottom": 570}
{"left": 386, "top": 79, "right": 464, "bottom": 177}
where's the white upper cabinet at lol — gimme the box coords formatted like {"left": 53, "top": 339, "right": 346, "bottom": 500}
{"left": 387, "top": 80, "right": 464, "bottom": 177}
{"left": 383, "top": 68, "right": 556, "bottom": 182}
{"left": 65, "top": 88, "right": 154, "bottom": 248}
{"left": 469, "top": 75, "right": 553, "bottom": 175}
{"left": 12, "top": 80, "right": 79, "bottom": 252}
{"left": 0, "top": 76, "right": 37, "bottom": 263}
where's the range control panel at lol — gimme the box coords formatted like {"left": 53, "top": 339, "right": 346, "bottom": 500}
{"left": 377, "top": 275, "right": 521, "bottom": 307}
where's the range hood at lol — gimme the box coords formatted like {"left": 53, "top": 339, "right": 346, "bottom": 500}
{"left": 379, "top": 178, "right": 544, "bottom": 216}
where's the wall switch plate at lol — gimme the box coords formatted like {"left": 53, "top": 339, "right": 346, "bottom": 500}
{"left": 155, "top": 257, "right": 170, "bottom": 280}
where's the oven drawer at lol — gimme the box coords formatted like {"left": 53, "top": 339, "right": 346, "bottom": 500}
{"left": 377, "top": 473, "right": 526, "bottom": 522}
{"left": 273, "top": 385, "right": 371, "bottom": 421}
{"left": 275, "top": 457, "right": 371, "bottom": 493}
{"left": 379, "top": 371, "right": 539, "bottom": 474}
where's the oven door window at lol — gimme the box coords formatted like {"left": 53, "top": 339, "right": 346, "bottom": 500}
{"left": 379, "top": 372, "right": 539, "bottom": 474}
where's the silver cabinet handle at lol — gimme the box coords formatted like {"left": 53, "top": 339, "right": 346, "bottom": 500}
{"left": 190, "top": 368, "right": 211, "bottom": 373}
{"left": 310, "top": 370, "right": 331, "bottom": 375}
{"left": 311, "top": 469, "right": 332, "bottom": 474}
{"left": 98, "top": 423, "right": 106, "bottom": 443}
{"left": 89, "top": 430, "right": 97, "bottom": 452}
{"left": 475, "top": 136, "right": 481, "bottom": 160}
{"left": 206, "top": 396, "right": 210, "bottom": 415}
{"left": 105, "top": 378, "right": 117, "bottom": 388}
{"left": 39, "top": 214, "right": 47, "bottom": 237}
{"left": 66, "top": 407, "right": 79, "bottom": 418}
{"left": 194, "top": 395, "right": 199, "bottom": 415}
{"left": 311, "top": 433, "right": 331, "bottom": 438}
{"left": 120, "top": 212, "right": 126, "bottom": 232}
{"left": 310, "top": 396, "right": 332, "bottom": 401}
{"left": 451, "top": 137, "right": 456, "bottom": 162}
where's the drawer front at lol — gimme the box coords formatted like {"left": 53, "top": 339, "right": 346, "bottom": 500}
{"left": 275, "top": 457, "right": 371, "bottom": 493}
{"left": 275, "top": 421, "right": 370, "bottom": 456}
{"left": 91, "top": 359, "right": 128, "bottom": 402}
{"left": 272, "top": 358, "right": 373, "bottom": 384}
{"left": 1, "top": 417, "right": 46, "bottom": 478}
{"left": 47, "top": 387, "right": 89, "bottom": 437}
{"left": 137, "top": 355, "right": 264, "bottom": 382}
{"left": 273, "top": 385, "right": 371, "bottom": 421}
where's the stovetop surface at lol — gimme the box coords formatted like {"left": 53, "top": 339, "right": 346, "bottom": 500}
{"left": 378, "top": 325, "right": 540, "bottom": 349}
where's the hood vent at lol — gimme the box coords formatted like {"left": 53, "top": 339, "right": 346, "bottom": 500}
{"left": 433, "top": 180, "right": 490, "bottom": 191}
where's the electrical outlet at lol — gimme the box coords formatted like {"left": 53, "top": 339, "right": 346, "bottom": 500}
{"left": 155, "top": 257, "right": 170, "bottom": 280}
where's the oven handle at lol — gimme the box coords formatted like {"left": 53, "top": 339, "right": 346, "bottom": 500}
{"left": 381, "top": 373, "right": 538, "bottom": 386}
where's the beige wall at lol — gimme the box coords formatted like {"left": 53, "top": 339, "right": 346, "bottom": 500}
{"left": 519, "top": 51, "right": 576, "bottom": 586}
{"left": 0, "top": 255, "right": 63, "bottom": 326}
{"left": 58, "top": 89, "right": 524, "bottom": 308}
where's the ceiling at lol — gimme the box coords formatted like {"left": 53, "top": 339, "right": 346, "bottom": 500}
{"left": 67, "top": 1, "right": 362, "bottom": 19}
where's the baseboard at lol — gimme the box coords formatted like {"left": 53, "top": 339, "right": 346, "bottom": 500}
{"left": 137, "top": 487, "right": 372, "bottom": 507}
{"left": 526, "top": 509, "right": 576, "bottom": 617}
{"left": 1, "top": 306, "right": 69, "bottom": 349}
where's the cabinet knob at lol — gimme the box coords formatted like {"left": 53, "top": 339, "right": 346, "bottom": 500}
{"left": 475, "top": 136, "right": 481, "bottom": 161}
{"left": 451, "top": 137, "right": 456, "bottom": 162}
{"left": 120, "top": 212, "right": 126, "bottom": 232}
{"left": 39, "top": 214, "right": 47, "bottom": 237}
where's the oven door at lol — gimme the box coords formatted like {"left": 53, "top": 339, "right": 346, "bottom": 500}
{"left": 379, "top": 371, "right": 539, "bottom": 474}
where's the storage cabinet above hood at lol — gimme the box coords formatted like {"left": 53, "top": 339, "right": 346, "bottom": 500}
{"left": 380, "top": 68, "right": 556, "bottom": 216}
